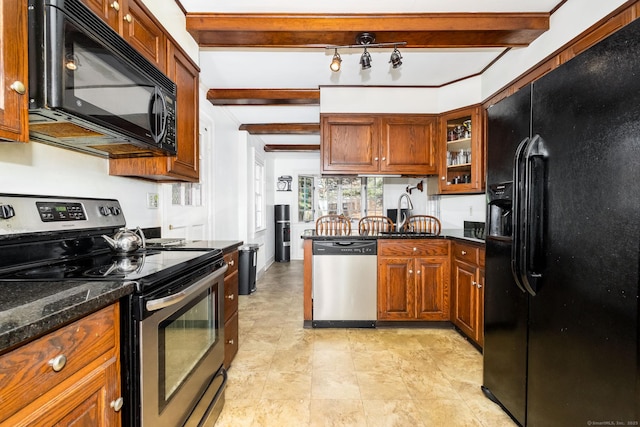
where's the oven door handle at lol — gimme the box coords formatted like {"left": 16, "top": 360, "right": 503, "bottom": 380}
{"left": 145, "top": 264, "right": 228, "bottom": 312}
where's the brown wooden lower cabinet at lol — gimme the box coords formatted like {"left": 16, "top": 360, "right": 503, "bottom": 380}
{"left": 223, "top": 250, "right": 239, "bottom": 368}
{"left": 0, "top": 304, "right": 122, "bottom": 426}
{"left": 451, "top": 241, "right": 485, "bottom": 347}
{"left": 377, "top": 239, "right": 450, "bottom": 321}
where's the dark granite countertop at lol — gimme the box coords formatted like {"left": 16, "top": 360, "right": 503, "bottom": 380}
{"left": 0, "top": 279, "right": 134, "bottom": 353}
{"left": 0, "top": 240, "right": 244, "bottom": 354}
{"left": 301, "top": 228, "right": 484, "bottom": 245}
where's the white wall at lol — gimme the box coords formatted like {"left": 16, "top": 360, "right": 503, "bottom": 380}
{"left": 0, "top": 142, "right": 161, "bottom": 227}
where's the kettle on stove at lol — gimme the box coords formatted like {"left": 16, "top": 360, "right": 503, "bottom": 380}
{"left": 102, "top": 227, "right": 146, "bottom": 253}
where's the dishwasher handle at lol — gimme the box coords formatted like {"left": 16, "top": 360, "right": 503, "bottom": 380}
{"left": 312, "top": 240, "right": 377, "bottom": 255}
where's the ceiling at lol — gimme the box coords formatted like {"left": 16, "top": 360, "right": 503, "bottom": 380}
{"left": 179, "top": 0, "right": 565, "bottom": 150}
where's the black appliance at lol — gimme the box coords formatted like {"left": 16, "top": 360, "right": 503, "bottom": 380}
{"left": 275, "top": 204, "right": 290, "bottom": 262}
{"left": 482, "top": 19, "right": 640, "bottom": 426}
{"left": 0, "top": 194, "right": 228, "bottom": 427}
{"left": 27, "top": 0, "right": 177, "bottom": 158}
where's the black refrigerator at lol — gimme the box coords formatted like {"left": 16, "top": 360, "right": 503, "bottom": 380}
{"left": 482, "top": 18, "right": 640, "bottom": 427}
{"left": 275, "top": 204, "right": 291, "bottom": 262}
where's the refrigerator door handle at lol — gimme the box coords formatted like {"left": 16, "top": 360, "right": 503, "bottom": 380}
{"left": 511, "top": 136, "right": 530, "bottom": 294}
{"left": 522, "top": 134, "right": 548, "bottom": 294}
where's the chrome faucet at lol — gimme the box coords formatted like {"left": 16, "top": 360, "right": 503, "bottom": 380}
{"left": 396, "top": 192, "right": 414, "bottom": 231}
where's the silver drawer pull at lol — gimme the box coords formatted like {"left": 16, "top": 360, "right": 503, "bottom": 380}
{"left": 461, "top": 250, "right": 467, "bottom": 255}
{"left": 10, "top": 81, "right": 26, "bottom": 95}
{"left": 229, "top": 260, "right": 235, "bottom": 266}
{"left": 226, "top": 294, "right": 235, "bottom": 300}
{"left": 227, "top": 339, "right": 234, "bottom": 345}
{"left": 111, "top": 397, "right": 124, "bottom": 412}
{"left": 409, "top": 269, "right": 413, "bottom": 274}
{"left": 110, "top": 1, "right": 120, "bottom": 11}
{"left": 49, "top": 354, "right": 67, "bottom": 372}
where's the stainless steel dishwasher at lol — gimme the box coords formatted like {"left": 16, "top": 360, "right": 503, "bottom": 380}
{"left": 312, "top": 240, "right": 377, "bottom": 327}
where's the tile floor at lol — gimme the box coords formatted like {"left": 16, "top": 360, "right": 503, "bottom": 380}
{"left": 216, "top": 261, "right": 516, "bottom": 427}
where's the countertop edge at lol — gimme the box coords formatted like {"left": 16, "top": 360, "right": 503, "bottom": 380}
{"left": 301, "top": 229, "right": 485, "bottom": 245}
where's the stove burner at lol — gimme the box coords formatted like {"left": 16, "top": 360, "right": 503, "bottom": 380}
{"left": 12, "top": 265, "right": 82, "bottom": 279}
{"left": 84, "top": 255, "right": 146, "bottom": 278}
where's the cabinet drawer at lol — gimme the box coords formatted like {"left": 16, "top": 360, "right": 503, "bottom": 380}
{"left": 0, "top": 305, "right": 117, "bottom": 423}
{"left": 452, "top": 242, "right": 480, "bottom": 265}
{"left": 378, "top": 239, "right": 449, "bottom": 257}
{"left": 224, "top": 270, "right": 239, "bottom": 322}
{"left": 224, "top": 251, "right": 239, "bottom": 278}
{"left": 224, "top": 311, "right": 239, "bottom": 369}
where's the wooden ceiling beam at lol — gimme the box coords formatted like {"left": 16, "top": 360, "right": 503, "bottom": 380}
{"left": 187, "top": 13, "right": 549, "bottom": 48}
{"left": 240, "top": 123, "right": 320, "bottom": 135}
{"left": 207, "top": 88, "right": 320, "bottom": 105}
{"left": 264, "top": 144, "right": 320, "bottom": 152}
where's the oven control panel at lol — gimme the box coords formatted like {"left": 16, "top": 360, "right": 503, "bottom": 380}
{"left": 37, "top": 202, "right": 87, "bottom": 222}
{"left": 0, "top": 194, "right": 126, "bottom": 235}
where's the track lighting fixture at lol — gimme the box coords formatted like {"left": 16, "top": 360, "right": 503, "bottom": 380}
{"left": 389, "top": 46, "right": 403, "bottom": 69}
{"left": 326, "top": 33, "right": 406, "bottom": 73}
{"left": 360, "top": 48, "right": 372, "bottom": 70}
{"left": 329, "top": 48, "right": 342, "bottom": 72}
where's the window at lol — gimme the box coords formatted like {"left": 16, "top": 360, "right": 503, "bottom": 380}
{"left": 254, "top": 160, "right": 265, "bottom": 230}
{"left": 298, "top": 176, "right": 314, "bottom": 222}
{"left": 315, "top": 177, "right": 383, "bottom": 221}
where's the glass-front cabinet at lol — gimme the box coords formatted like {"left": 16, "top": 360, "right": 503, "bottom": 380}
{"left": 437, "top": 105, "right": 485, "bottom": 194}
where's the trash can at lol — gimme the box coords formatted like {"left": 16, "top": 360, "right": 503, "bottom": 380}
{"left": 238, "top": 244, "right": 259, "bottom": 295}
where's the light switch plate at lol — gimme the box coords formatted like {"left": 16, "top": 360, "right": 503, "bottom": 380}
{"left": 147, "top": 193, "right": 159, "bottom": 209}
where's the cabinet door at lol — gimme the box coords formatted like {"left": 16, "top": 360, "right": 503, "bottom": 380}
{"left": 380, "top": 115, "right": 437, "bottom": 175}
{"left": 415, "top": 256, "right": 449, "bottom": 320}
{"left": 0, "top": 0, "right": 29, "bottom": 142}
{"left": 80, "top": 0, "right": 121, "bottom": 31}
{"left": 166, "top": 43, "right": 200, "bottom": 180}
{"left": 452, "top": 259, "right": 478, "bottom": 339}
{"left": 377, "top": 257, "right": 414, "bottom": 320}
{"left": 321, "top": 115, "right": 380, "bottom": 174}
{"left": 122, "top": 0, "right": 167, "bottom": 72}
{"left": 438, "top": 105, "right": 485, "bottom": 194}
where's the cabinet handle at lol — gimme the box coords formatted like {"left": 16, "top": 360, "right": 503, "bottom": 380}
{"left": 441, "top": 176, "right": 446, "bottom": 180}
{"left": 123, "top": 13, "right": 132, "bottom": 23}
{"left": 409, "top": 269, "right": 413, "bottom": 274}
{"left": 461, "top": 250, "right": 467, "bottom": 255}
{"left": 226, "top": 293, "right": 235, "bottom": 300}
{"left": 477, "top": 283, "right": 483, "bottom": 289}
{"left": 416, "top": 270, "right": 421, "bottom": 275}
{"left": 413, "top": 247, "right": 417, "bottom": 251}
{"left": 472, "top": 281, "right": 477, "bottom": 287}
{"left": 229, "top": 260, "right": 235, "bottom": 266}
{"left": 110, "top": 1, "right": 120, "bottom": 11}
{"left": 227, "top": 339, "right": 234, "bottom": 345}
{"left": 110, "top": 397, "right": 124, "bottom": 412}
{"left": 10, "top": 81, "right": 26, "bottom": 95}
{"left": 49, "top": 354, "right": 67, "bottom": 372}
{"left": 374, "top": 157, "right": 379, "bottom": 161}
{"left": 381, "top": 157, "right": 386, "bottom": 161}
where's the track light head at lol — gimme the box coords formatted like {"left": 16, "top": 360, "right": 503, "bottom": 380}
{"left": 329, "top": 49, "right": 342, "bottom": 72}
{"left": 360, "top": 48, "right": 372, "bottom": 70}
{"left": 389, "top": 47, "right": 403, "bottom": 69}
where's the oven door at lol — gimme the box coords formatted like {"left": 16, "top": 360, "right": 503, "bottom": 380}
{"left": 140, "top": 265, "right": 227, "bottom": 427}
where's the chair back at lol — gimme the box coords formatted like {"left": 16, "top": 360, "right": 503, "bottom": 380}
{"left": 315, "top": 214, "right": 352, "bottom": 236}
{"left": 358, "top": 216, "right": 394, "bottom": 235}
{"left": 403, "top": 215, "right": 442, "bottom": 235}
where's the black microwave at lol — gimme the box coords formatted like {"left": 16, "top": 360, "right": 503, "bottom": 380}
{"left": 27, "top": 0, "right": 177, "bottom": 158}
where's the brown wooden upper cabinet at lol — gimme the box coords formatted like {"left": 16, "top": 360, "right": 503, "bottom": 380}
{"left": 81, "top": 0, "right": 167, "bottom": 72}
{"left": 0, "top": 0, "right": 29, "bottom": 142}
{"left": 321, "top": 114, "right": 438, "bottom": 176}
{"left": 437, "top": 105, "right": 485, "bottom": 194}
